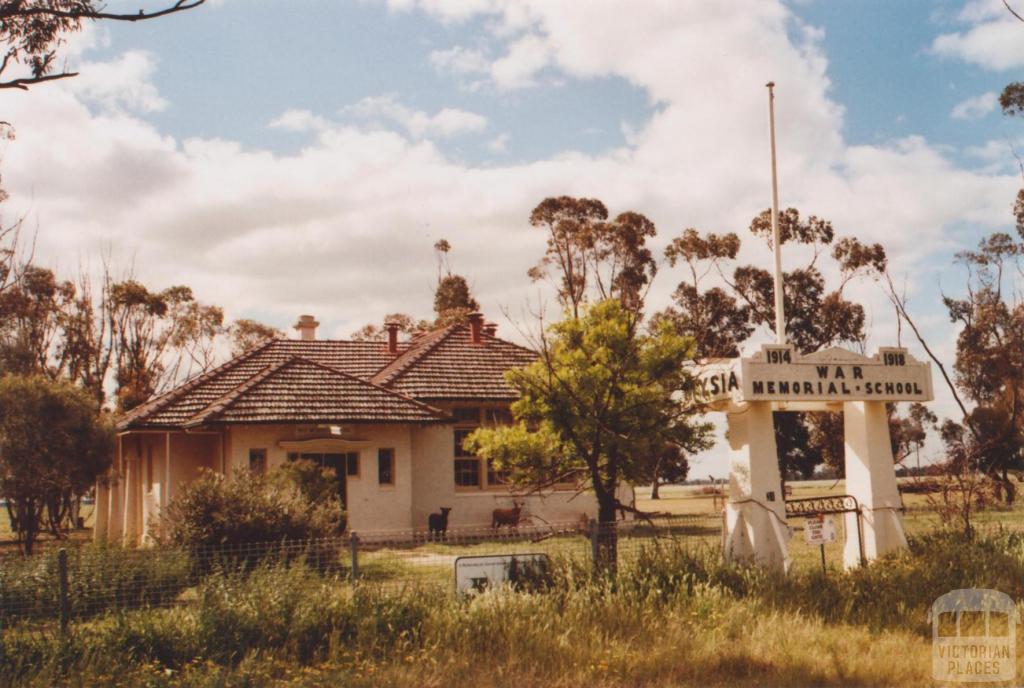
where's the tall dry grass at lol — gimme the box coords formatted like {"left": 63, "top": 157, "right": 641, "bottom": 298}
{"left": 3, "top": 529, "right": 1023, "bottom": 687}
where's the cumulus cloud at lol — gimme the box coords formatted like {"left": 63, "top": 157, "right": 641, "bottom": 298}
{"left": 931, "top": 3, "right": 1024, "bottom": 70}
{"left": 4, "top": 0, "right": 1022, "bottom": 470}
{"left": 486, "top": 132, "right": 511, "bottom": 153}
{"left": 342, "top": 95, "right": 488, "bottom": 138}
{"left": 65, "top": 50, "right": 167, "bottom": 113}
{"left": 951, "top": 91, "right": 998, "bottom": 120}
{"left": 430, "top": 45, "right": 490, "bottom": 76}
{"left": 269, "top": 109, "right": 332, "bottom": 133}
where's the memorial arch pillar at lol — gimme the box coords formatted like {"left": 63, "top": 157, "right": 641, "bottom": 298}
{"left": 842, "top": 400, "right": 908, "bottom": 568}
{"left": 690, "top": 344, "right": 932, "bottom": 572}
{"left": 723, "top": 401, "right": 790, "bottom": 571}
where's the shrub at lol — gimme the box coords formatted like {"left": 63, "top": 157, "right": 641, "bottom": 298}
{"left": 156, "top": 463, "right": 345, "bottom": 569}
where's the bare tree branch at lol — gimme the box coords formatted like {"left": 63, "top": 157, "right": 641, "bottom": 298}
{"left": 0, "top": 1, "right": 205, "bottom": 22}
{"left": 1004, "top": 0, "right": 1024, "bottom": 23}
{"left": 0, "top": 70, "right": 78, "bottom": 90}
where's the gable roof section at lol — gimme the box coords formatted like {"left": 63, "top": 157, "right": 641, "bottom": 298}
{"left": 181, "top": 356, "right": 448, "bottom": 427}
{"left": 118, "top": 338, "right": 404, "bottom": 429}
{"left": 370, "top": 324, "right": 537, "bottom": 401}
{"left": 119, "top": 323, "right": 538, "bottom": 430}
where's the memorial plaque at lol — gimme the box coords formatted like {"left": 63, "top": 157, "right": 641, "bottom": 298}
{"left": 685, "top": 345, "right": 933, "bottom": 408}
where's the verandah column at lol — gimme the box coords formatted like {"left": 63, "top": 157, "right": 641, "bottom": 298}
{"left": 723, "top": 402, "right": 790, "bottom": 571}
{"left": 842, "top": 400, "right": 907, "bottom": 568}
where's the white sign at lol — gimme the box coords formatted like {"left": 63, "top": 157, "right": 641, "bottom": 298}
{"left": 743, "top": 345, "right": 932, "bottom": 403}
{"left": 454, "top": 554, "right": 549, "bottom": 595}
{"left": 686, "top": 345, "right": 933, "bottom": 409}
{"left": 804, "top": 514, "right": 837, "bottom": 545}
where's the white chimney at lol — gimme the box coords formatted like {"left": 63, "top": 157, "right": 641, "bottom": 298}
{"left": 294, "top": 314, "right": 319, "bottom": 341}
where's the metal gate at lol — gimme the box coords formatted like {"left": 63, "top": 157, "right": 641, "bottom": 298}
{"left": 784, "top": 494, "right": 865, "bottom": 567}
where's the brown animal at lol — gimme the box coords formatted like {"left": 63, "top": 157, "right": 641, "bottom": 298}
{"left": 428, "top": 507, "right": 452, "bottom": 538}
{"left": 491, "top": 501, "right": 523, "bottom": 530}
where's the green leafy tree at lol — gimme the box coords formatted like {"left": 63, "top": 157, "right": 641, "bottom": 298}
{"left": 229, "top": 318, "right": 283, "bottom": 356}
{"left": 0, "top": 265, "right": 75, "bottom": 376}
{"left": 528, "top": 196, "right": 657, "bottom": 318}
{"left": 647, "top": 444, "right": 699, "bottom": 500}
{"left": 109, "top": 280, "right": 223, "bottom": 411}
{"left": 432, "top": 239, "right": 479, "bottom": 326}
{"left": 350, "top": 312, "right": 431, "bottom": 342}
{"left": 938, "top": 233, "right": 1024, "bottom": 504}
{"left": 658, "top": 208, "right": 888, "bottom": 479}
{"left": 466, "top": 299, "right": 713, "bottom": 568}
{"left": 0, "top": 374, "right": 114, "bottom": 553}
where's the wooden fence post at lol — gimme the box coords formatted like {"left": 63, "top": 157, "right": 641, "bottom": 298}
{"left": 349, "top": 532, "right": 359, "bottom": 581}
{"left": 58, "top": 548, "right": 70, "bottom": 633}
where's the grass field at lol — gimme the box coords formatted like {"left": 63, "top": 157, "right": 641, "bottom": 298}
{"left": 5, "top": 481, "right": 1024, "bottom": 686}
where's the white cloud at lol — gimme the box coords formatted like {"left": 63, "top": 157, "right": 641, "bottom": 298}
{"left": 430, "top": 46, "right": 490, "bottom": 75}
{"left": 486, "top": 132, "right": 510, "bottom": 153}
{"left": 490, "top": 33, "right": 551, "bottom": 89}
{"left": 5, "top": 0, "right": 1022, "bottom": 473}
{"left": 269, "top": 109, "right": 332, "bottom": 133}
{"left": 69, "top": 50, "right": 167, "bottom": 113}
{"left": 343, "top": 95, "right": 488, "bottom": 138}
{"left": 951, "top": 91, "right": 998, "bottom": 120}
{"left": 931, "top": 4, "right": 1024, "bottom": 70}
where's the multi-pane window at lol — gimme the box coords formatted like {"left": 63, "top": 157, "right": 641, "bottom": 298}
{"left": 486, "top": 458, "right": 508, "bottom": 486}
{"left": 454, "top": 428, "right": 476, "bottom": 457}
{"left": 249, "top": 448, "right": 267, "bottom": 475}
{"left": 484, "top": 408, "right": 513, "bottom": 426}
{"left": 454, "top": 458, "right": 481, "bottom": 487}
{"left": 453, "top": 406, "right": 513, "bottom": 489}
{"left": 452, "top": 407, "right": 482, "bottom": 424}
{"left": 378, "top": 448, "right": 394, "bottom": 485}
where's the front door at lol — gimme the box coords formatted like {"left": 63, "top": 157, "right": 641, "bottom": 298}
{"left": 321, "top": 453, "right": 347, "bottom": 508}
{"left": 296, "top": 452, "right": 353, "bottom": 509}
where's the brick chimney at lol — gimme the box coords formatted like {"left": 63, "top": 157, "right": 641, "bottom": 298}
{"left": 294, "top": 314, "right": 319, "bottom": 341}
{"left": 483, "top": 322, "right": 498, "bottom": 338}
{"left": 468, "top": 311, "right": 484, "bottom": 344}
{"left": 385, "top": 320, "right": 401, "bottom": 355}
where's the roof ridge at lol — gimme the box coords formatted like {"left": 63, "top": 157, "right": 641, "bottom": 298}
{"left": 481, "top": 331, "right": 536, "bottom": 357}
{"left": 370, "top": 324, "right": 458, "bottom": 387}
{"left": 118, "top": 337, "right": 282, "bottom": 427}
{"left": 183, "top": 356, "right": 295, "bottom": 428}
{"left": 289, "top": 355, "right": 450, "bottom": 420}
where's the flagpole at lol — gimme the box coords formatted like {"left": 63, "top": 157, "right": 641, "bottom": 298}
{"left": 766, "top": 81, "right": 786, "bottom": 346}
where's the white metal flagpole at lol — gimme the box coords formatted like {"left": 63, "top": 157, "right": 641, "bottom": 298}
{"left": 766, "top": 81, "right": 786, "bottom": 345}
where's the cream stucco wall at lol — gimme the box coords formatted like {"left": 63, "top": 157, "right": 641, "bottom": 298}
{"left": 103, "top": 422, "right": 631, "bottom": 545}
{"left": 408, "top": 424, "right": 615, "bottom": 531}
{"left": 225, "top": 424, "right": 416, "bottom": 532}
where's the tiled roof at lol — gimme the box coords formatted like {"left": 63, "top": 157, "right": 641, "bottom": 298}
{"left": 371, "top": 324, "right": 537, "bottom": 401}
{"left": 182, "top": 357, "right": 448, "bottom": 426}
{"left": 118, "top": 323, "right": 537, "bottom": 430}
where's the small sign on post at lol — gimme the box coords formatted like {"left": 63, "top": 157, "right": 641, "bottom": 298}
{"left": 454, "top": 554, "right": 549, "bottom": 596}
{"left": 804, "top": 514, "right": 837, "bottom": 573}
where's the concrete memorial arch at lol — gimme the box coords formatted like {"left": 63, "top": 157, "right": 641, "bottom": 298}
{"left": 686, "top": 81, "right": 936, "bottom": 571}
{"left": 691, "top": 345, "right": 933, "bottom": 570}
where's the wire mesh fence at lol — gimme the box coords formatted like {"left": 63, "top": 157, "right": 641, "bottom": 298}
{"left": 0, "top": 514, "right": 723, "bottom": 631}
{"left": 9, "top": 507, "right": 1016, "bottom": 634}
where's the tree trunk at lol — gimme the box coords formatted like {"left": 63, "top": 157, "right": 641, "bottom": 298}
{"left": 651, "top": 478, "right": 660, "bottom": 500}
{"left": 594, "top": 497, "right": 618, "bottom": 576}
{"left": 1001, "top": 467, "right": 1016, "bottom": 506}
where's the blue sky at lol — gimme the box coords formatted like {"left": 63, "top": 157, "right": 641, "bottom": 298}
{"left": 5, "top": 0, "right": 1024, "bottom": 475}
{"left": 84, "top": 0, "right": 1021, "bottom": 164}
